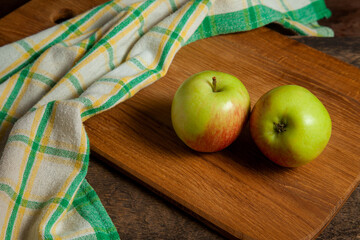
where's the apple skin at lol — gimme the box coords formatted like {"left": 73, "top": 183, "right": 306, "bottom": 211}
{"left": 249, "top": 85, "right": 332, "bottom": 167}
{"left": 171, "top": 71, "right": 250, "bottom": 152}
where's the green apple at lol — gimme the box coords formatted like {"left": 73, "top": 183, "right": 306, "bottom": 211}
{"left": 171, "top": 71, "right": 250, "bottom": 152}
{"left": 249, "top": 85, "right": 332, "bottom": 167}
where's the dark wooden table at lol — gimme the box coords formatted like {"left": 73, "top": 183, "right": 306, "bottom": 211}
{"left": 1, "top": 0, "right": 359, "bottom": 239}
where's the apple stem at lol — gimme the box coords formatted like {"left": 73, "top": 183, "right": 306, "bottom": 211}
{"left": 212, "top": 77, "right": 217, "bottom": 92}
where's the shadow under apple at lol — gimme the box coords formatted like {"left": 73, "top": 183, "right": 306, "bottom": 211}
{"left": 123, "top": 92, "right": 289, "bottom": 176}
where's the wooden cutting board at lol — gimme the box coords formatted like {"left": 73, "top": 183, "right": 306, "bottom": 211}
{"left": 86, "top": 31, "right": 360, "bottom": 240}
{"left": 1, "top": 1, "right": 360, "bottom": 239}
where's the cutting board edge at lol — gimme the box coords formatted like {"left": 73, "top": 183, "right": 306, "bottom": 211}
{"left": 89, "top": 148, "right": 248, "bottom": 240}
{"left": 313, "top": 176, "right": 360, "bottom": 239}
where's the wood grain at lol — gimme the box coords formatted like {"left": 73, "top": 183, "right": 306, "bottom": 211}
{"left": 1, "top": 0, "right": 360, "bottom": 239}
{"left": 0, "top": 0, "right": 108, "bottom": 46}
{"left": 84, "top": 28, "right": 360, "bottom": 239}
{"left": 296, "top": 37, "right": 360, "bottom": 240}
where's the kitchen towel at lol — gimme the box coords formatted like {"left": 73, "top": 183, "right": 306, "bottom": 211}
{"left": 0, "top": 0, "right": 332, "bottom": 239}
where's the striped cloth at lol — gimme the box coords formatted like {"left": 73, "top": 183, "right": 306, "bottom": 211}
{"left": 0, "top": 0, "right": 332, "bottom": 239}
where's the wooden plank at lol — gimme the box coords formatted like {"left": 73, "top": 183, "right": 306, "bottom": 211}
{"left": 1, "top": 0, "right": 360, "bottom": 239}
